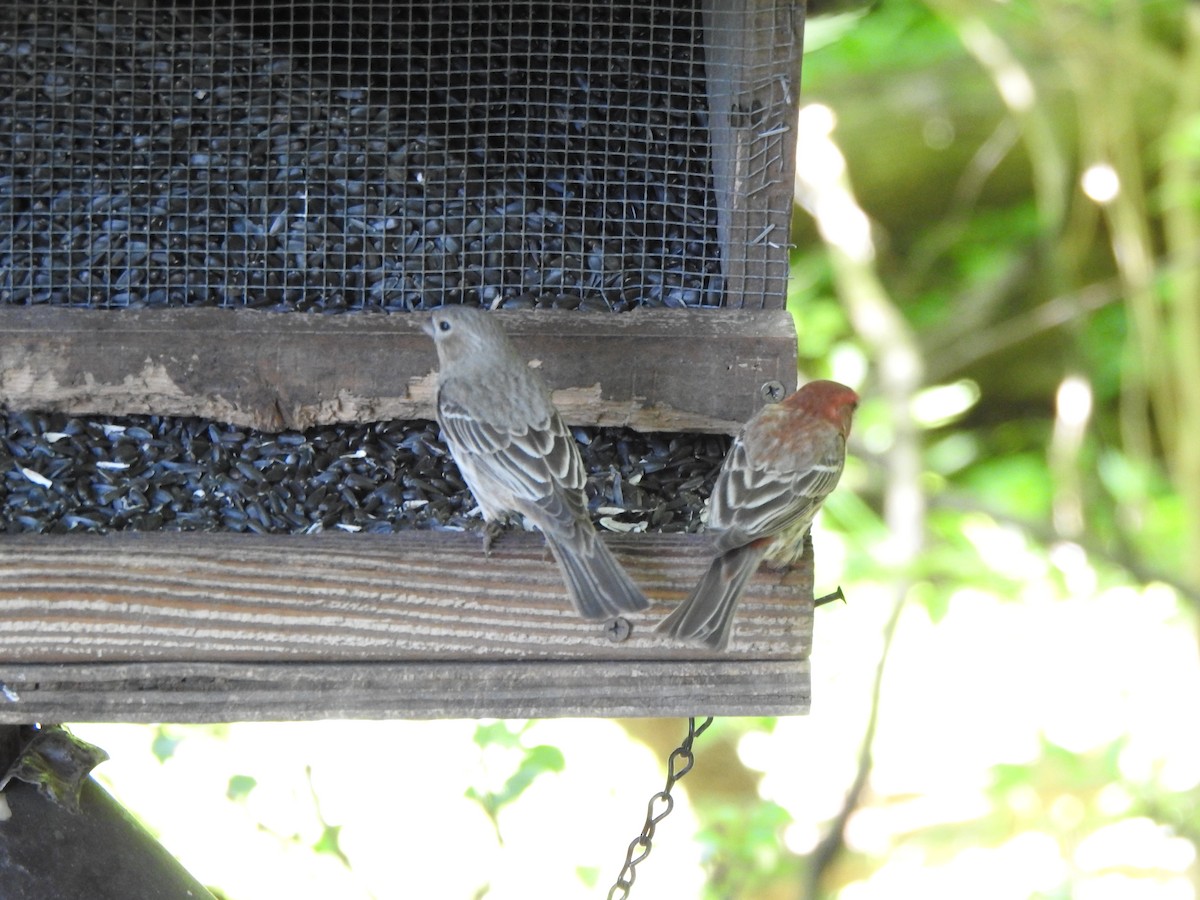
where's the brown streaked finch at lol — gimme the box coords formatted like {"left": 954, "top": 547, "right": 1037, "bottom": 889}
{"left": 424, "top": 306, "right": 649, "bottom": 620}
{"left": 658, "top": 379, "right": 858, "bottom": 649}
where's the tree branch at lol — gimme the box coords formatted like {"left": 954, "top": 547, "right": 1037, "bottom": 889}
{"left": 795, "top": 119, "right": 927, "bottom": 895}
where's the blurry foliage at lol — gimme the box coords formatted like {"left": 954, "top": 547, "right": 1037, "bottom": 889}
{"left": 225, "top": 774, "right": 257, "bottom": 803}
{"left": 792, "top": 0, "right": 1200, "bottom": 585}
{"left": 694, "top": 799, "right": 794, "bottom": 897}
{"left": 151, "top": 725, "right": 184, "bottom": 764}
{"left": 703, "top": 0, "right": 1200, "bottom": 897}
{"left": 465, "top": 720, "right": 566, "bottom": 846}
{"left": 269, "top": 766, "right": 352, "bottom": 870}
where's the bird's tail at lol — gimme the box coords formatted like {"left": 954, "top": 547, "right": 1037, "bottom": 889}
{"left": 657, "top": 544, "right": 766, "bottom": 650}
{"left": 545, "top": 530, "right": 649, "bottom": 620}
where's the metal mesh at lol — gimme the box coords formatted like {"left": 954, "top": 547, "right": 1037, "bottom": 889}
{"left": 0, "top": 0, "right": 797, "bottom": 312}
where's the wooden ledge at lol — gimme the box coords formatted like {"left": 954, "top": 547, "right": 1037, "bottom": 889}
{"left": 0, "top": 531, "right": 815, "bottom": 720}
{"left": 0, "top": 660, "right": 811, "bottom": 721}
{"left": 0, "top": 307, "right": 798, "bottom": 434}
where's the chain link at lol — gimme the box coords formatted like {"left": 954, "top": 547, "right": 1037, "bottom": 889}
{"left": 608, "top": 716, "right": 714, "bottom": 899}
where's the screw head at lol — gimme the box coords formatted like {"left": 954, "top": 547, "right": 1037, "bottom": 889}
{"left": 760, "top": 380, "right": 785, "bottom": 403}
{"left": 606, "top": 617, "right": 632, "bottom": 642}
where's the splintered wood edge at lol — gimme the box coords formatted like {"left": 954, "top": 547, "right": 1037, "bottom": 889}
{"left": 0, "top": 307, "right": 798, "bottom": 434}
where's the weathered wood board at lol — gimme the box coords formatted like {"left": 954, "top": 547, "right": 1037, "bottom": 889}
{"left": 0, "top": 532, "right": 815, "bottom": 720}
{"left": 0, "top": 307, "right": 798, "bottom": 434}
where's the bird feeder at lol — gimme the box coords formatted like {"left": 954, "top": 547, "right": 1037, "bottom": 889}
{"left": 0, "top": 0, "right": 812, "bottom": 721}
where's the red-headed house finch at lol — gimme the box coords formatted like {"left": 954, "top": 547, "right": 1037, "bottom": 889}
{"left": 424, "top": 306, "right": 649, "bottom": 620}
{"left": 658, "top": 380, "right": 858, "bottom": 650}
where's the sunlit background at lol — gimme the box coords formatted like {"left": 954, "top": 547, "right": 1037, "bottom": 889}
{"left": 74, "top": 0, "right": 1200, "bottom": 897}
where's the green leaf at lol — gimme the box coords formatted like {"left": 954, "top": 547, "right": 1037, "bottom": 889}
{"left": 226, "top": 774, "right": 257, "bottom": 802}
{"left": 465, "top": 741, "right": 566, "bottom": 840}
{"left": 493, "top": 745, "right": 566, "bottom": 811}
{"left": 150, "top": 726, "right": 183, "bottom": 764}
{"left": 472, "top": 721, "right": 527, "bottom": 750}
{"left": 312, "top": 822, "right": 350, "bottom": 868}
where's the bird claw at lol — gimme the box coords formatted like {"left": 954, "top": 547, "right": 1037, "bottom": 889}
{"left": 482, "top": 520, "right": 506, "bottom": 557}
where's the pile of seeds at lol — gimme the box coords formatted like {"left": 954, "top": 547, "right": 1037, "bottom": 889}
{"left": 0, "top": 411, "right": 729, "bottom": 536}
{"left": 0, "top": 0, "right": 723, "bottom": 311}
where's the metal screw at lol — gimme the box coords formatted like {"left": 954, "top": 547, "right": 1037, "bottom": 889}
{"left": 760, "top": 380, "right": 785, "bottom": 403}
{"left": 606, "top": 617, "right": 632, "bottom": 642}
{"left": 815, "top": 586, "right": 846, "bottom": 608}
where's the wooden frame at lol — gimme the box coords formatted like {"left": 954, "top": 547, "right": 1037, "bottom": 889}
{"left": 0, "top": 532, "right": 813, "bottom": 720}
{"left": 0, "top": 307, "right": 796, "bottom": 433}
{"left": 0, "top": 0, "right": 811, "bottom": 722}
{"left": 0, "top": 306, "right": 815, "bottom": 721}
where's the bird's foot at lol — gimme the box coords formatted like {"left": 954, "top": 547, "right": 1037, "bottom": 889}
{"left": 482, "top": 519, "right": 509, "bottom": 557}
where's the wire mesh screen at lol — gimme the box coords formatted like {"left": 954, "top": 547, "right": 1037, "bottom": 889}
{"left": 0, "top": 0, "right": 799, "bottom": 312}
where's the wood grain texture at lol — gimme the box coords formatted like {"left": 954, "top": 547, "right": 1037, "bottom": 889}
{"left": 0, "top": 531, "right": 812, "bottom": 663}
{"left": 0, "top": 531, "right": 815, "bottom": 720}
{"left": 0, "top": 306, "right": 797, "bottom": 434}
{"left": 0, "top": 659, "right": 810, "bottom": 721}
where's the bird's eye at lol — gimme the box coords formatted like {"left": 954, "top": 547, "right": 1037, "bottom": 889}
{"left": 438, "top": 319, "right": 452, "bottom": 333}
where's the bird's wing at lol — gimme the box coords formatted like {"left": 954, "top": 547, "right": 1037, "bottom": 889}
{"left": 709, "top": 434, "right": 845, "bottom": 552}
{"left": 438, "top": 397, "right": 589, "bottom": 528}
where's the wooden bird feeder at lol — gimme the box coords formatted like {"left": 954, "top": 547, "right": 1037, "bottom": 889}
{"left": 0, "top": 0, "right": 811, "bottom": 722}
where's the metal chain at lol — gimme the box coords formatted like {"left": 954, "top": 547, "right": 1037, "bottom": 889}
{"left": 608, "top": 716, "right": 714, "bottom": 899}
